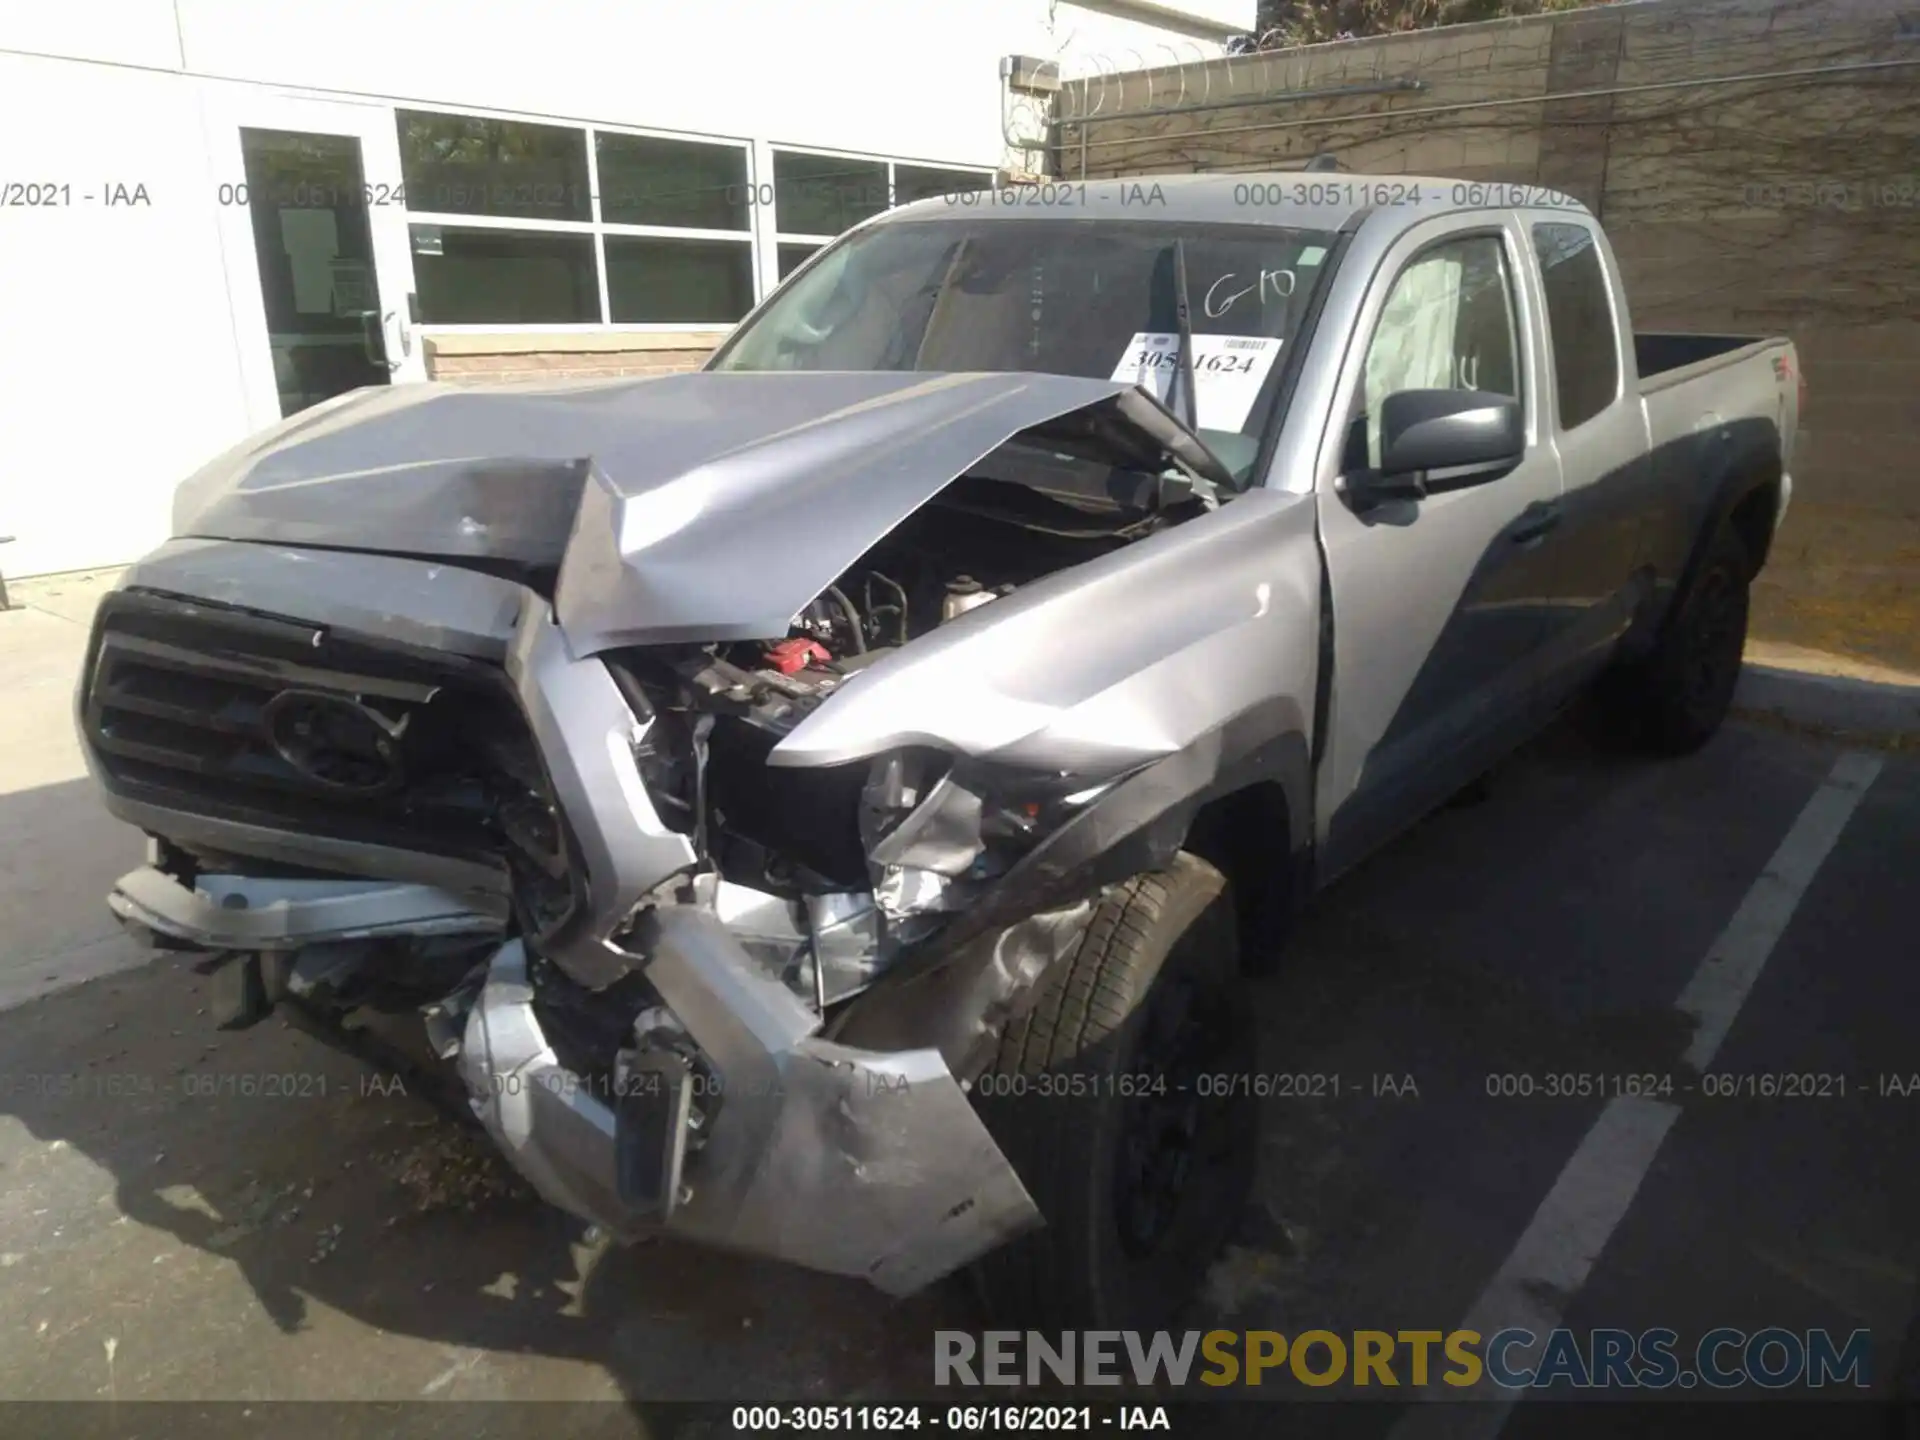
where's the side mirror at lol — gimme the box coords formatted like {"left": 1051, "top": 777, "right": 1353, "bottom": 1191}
{"left": 1340, "top": 389, "right": 1525, "bottom": 511}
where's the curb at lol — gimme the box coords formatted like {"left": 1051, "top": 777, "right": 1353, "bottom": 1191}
{"left": 1733, "top": 663, "right": 1920, "bottom": 750}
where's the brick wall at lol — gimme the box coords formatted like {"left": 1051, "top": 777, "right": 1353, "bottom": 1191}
{"left": 423, "top": 331, "right": 728, "bottom": 383}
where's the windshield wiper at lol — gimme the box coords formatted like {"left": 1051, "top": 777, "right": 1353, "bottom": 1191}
{"left": 1169, "top": 238, "right": 1201, "bottom": 435}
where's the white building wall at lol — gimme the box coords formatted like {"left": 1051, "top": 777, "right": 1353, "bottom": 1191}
{"left": 0, "top": 0, "right": 1254, "bottom": 579}
{"left": 183, "top": 1, "right": 1251, "bottom": 162}
{"left": 0, "top": 53, "right": 254, "bottom": 578}
{"left": 0, "top": 0, "right": 183, "bottom": 70}
{"left": 176, "top": 0, "right": 1020, "bottom": 166}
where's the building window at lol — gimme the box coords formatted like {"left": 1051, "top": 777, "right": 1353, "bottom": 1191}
{"left": 397, "top": 108, "right": 991, "bottom": 329}
{"left": 409, "top": 226, "right": 600, "bottom": 324}
{"left": 777, "top": 243, "right": 822, "bottom": 280}
{"left": 400, "top": 109, "right": 756, "bottom": 327}
{"left": 398, "top": 112, "right": 591, "bottom": 223}
{"left": 606, "top": 236, "right": 756, "bottom": 323}
{"left": 768, "top": 147, "right": 995, "bottom": 295}
{"left": 596, "top": 133, "right": 750, "bottom": 231}
{"left": 771, "top": 151, "right": 890, "bottom": 238}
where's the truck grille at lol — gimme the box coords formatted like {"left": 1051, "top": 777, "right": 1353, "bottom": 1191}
{"left": 80, "top": 590, "right": 564, "bottom": 886}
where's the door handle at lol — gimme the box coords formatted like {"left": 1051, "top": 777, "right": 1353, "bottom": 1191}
{"left": 1509, "top": 503, "right": 1562, "bottom": 545}
{"left": 346, "top": 308, "right": 389, "bottom": 368}
{"left": 359, "top": 309, "right": 407, "bottom": 372}
{"left": 386, "top": 308, "right": 412, "bottom": 363}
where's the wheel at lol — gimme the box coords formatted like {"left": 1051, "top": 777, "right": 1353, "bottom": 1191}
{"left": 970, "top": 853, "right": 1258, "bottom": 1331}
{"left": 1597, "top": 525, "right": 1751, "bottom": 755}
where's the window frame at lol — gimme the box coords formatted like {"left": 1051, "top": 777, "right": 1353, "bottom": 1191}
{"left": 1527, "top": 219, "right": 1624, "bottom": 435}
{"left": 1346, "top": 225, "right": 1529, "bottom": 469}
{"left": 401, "top": 104, "right": 760, "bottom": 333}
{"left": 1316, "top": 217, "right": 1541, "bottom": 499}
{"left": 592, "top": 128, "right": 758, "bottom": 234}
{"left": 707, "top": 214, "right": 1344, "bottom": 487}
{"left": 767, "top": 142, "right": 994, "bottom": 250}
{"left": 397, "top": 104, "right": 994, "bottom": 334}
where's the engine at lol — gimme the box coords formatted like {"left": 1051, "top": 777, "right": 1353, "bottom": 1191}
{"left": 614, "top": 549, "right": 1012, "bottom": 886}
{"left": 592, "top": 476, "right": 1155, "bottom": 1017}
{"left": 774, "top": 564, "right": 1008, "bottom": 664}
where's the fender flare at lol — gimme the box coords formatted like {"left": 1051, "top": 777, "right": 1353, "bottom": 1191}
{"left": 1669, "top": 419, "right": 1786, "bottom": 623}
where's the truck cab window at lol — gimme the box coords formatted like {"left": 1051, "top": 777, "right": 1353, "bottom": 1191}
{"left": 1531, "top": 222, "right": 1620, "bottom": 430}
{"left": 1346, "top": 233, "right": 1519, "bottom": 472}
{"left": 712, "top": 217, "right": 1338, "bottom": 487}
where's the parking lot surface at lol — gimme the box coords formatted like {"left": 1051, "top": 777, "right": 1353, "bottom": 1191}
{"left": 1, "top": 573, "right": 1915, "bottom": 1436}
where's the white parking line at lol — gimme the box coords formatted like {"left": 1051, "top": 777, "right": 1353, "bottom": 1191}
{"left": 1390, "top": 750, "right": 1885, "bottom": 1439}
{"left": 1675, "top": 750, "right": 1886, "bottom": 1069}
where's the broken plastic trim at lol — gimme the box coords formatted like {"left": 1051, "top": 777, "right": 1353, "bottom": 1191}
{"left": 108, "top": 867, "right": 507, "bottom": 951}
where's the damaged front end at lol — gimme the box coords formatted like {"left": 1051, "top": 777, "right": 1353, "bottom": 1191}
{"left": 84, "top": 569, "right": 1071, "bottom": 1292}
{"left": 81, "top": 370, "right": 1317, "bottom": 1293}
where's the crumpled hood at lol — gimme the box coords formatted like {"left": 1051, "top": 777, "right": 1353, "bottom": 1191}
{"left": 172, "top": 371, "right": 1214, "bottom": 654}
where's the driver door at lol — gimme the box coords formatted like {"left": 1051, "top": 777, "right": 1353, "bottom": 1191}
{"left": 1314, "top": 216, "right": 1566, "bottom": 881}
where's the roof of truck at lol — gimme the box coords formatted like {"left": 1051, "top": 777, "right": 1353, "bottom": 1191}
{"left": 881, "top": 171, "right": 1595, "bottom": 237}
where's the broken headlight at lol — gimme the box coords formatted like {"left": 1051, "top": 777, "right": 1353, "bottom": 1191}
{"left": 858, "top": 748, "right": 1113, "bottom": 919}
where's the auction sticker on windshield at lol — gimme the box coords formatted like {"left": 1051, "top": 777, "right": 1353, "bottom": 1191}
{"left": 1110, "top": 332, "right": 1282, "bottom": 433}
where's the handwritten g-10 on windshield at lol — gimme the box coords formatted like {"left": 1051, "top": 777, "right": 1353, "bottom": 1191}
{"left": 1203, "top": 269, "right": 1296, "bottom": 319}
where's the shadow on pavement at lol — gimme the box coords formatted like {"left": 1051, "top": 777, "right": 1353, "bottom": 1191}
{"left": 1735, "top": 663, "right": 1920, "bottom": 751}
{"left": 0, "top": 801, "right": 968, "bottom": 1423}
{"left": 2, "top": 716, "right": 1909, "bottom": 1431}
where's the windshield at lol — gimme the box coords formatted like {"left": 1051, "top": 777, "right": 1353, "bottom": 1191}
{"left": 709, "top": 217, "right": 1339, "bottom": 485}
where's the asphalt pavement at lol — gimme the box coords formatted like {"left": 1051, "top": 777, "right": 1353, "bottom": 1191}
{"left": 0, "top": 571, "right": 1915, "bottom": 1437}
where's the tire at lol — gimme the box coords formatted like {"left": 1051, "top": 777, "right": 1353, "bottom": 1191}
{"left": 970, "top": 853, "right": 1258, "bottom": 1331}
{"left": 1597, "top": 525, "right": 1751, "bottom": 756}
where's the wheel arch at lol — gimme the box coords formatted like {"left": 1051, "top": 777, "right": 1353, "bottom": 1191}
{"left": 1177, "top": 734, "right": 1313, "bottom": 974}
{"left": 1726, "top": 472, "right": 1782, "bottom": 580}
{"left": 829, "top": 718, "right": 1316, "bottom": 1064}
{"left": 1681, "top": 436, "right": 1784, "bottom": 610}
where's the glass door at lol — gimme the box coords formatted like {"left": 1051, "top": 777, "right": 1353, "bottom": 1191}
{"left": 205, "top": 92, "right": 426, "bottom": 428}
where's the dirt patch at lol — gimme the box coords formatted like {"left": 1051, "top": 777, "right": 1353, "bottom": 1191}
{"left": 383, "top": 1120, "right": 535, "bottom": 1215}
{"left": 1754, "top": 498, "right": 1920, "bottom": 673}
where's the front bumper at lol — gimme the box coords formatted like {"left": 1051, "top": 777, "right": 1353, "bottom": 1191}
{"left": 79, "top": 546, "right": 703, "bottom": 992}
{"left": 462, "top": 919, "right": 1040, "bottom": 1294}
{"left": 109, "top": 866, "right": 507, "bottom": 950}
{"left": 107, "top": 862, "right": 1040, "bottom": 1292}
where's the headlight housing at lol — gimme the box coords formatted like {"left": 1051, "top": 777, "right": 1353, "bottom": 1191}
{"left": 857, "top": 748, "right": 1114, "bottom": 919}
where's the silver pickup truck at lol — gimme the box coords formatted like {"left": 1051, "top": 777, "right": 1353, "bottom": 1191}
{"left": 77, "top": 174, "right": 1799, "bottom": 1331}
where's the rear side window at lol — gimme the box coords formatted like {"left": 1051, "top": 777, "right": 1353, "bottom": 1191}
{"left": 1531, "top": 223, "right": 1619, "bottom": 430}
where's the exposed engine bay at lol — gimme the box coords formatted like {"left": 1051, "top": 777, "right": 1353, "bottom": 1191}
{"left": 588, "top": 467, "right": 1204, "bottom": 1033}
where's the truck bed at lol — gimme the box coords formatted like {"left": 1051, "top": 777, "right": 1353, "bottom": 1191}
{"left": 1633, "top": 329, "right": 1798, "bottom": 561}
{"left": 1635, "top": 331, "right": 1776, "bottom": 388}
